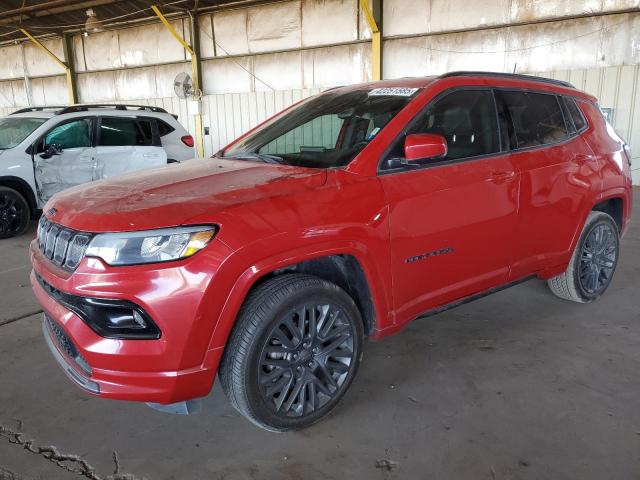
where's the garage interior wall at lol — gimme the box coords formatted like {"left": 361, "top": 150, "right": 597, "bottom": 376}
{"left": 0, "top": 0, "right": 638, "bottom": 184}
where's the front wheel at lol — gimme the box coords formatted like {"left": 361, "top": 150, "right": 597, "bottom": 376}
{"left": 0, "top": 186, "right": 30, "bottom": 239}
{"left": 219, "top": 274, "right": 364, "bottom": 432}
{"left": 547, "top": 211, "right": 620, "bottom": 303}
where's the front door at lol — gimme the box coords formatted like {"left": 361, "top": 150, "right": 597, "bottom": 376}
{"left": 33, "top": 117, "right": 96, "bottom": 202}
{"left": 379, "top": 89, "right": 519, "bottom": 325}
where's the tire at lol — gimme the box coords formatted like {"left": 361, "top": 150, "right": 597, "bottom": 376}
{"left": 547, "top": 211, "right": 620, "bottom": 303}
{"left": 219, "top": 273, "right": 364, "bottom": 432}
{"left": 0, "top": 186, "right": 30, "bottom": 239}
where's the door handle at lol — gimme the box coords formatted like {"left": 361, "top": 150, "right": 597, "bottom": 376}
{"left": 490, "top": 170, "right": 515, "bottom": 180}
{"left": 143, "top": 153, "right": 159, "bottom": 158}
{"left": 575, "top": 154, "right": 595, "bottom": 164}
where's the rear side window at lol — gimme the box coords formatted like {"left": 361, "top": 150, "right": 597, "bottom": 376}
{"left": 406, "top": 89, "right": 500, "bottom": 161}
{"left": 563, "top": 97, "right": 587, "bottom": 132}
{"left": 496, "top": 91, "right": 568, "bottom": 149}
{"left": 98, "top": 117, "right": 153, "bottom": 146}
{"left": 158, "top": 120, "right": 175, "bottom": 137}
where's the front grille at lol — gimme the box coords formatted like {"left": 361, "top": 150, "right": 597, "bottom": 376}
{"left": 44, "top": 314, "right": 92, "bottom": 374}
{"left": 37, "top": 216, "right": 92, "bottom": 271}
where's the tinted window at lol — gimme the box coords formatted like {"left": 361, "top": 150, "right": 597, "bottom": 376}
{"left": 158, "top": 120, "right": 175, "bottom": 136}
{"left": 564, "top": 97, "right": 587, "bottom": 132}
{"left": 99, "top": 117, "right": 152, "bottom": 146}
{"left": 497, "top": 91, "right": 568, "bottom": 148}
{"left": 385, "top": 90, "right": 499, "bottom": 165}
{"left": 45, "top": 119, "right": 92, "bottom": 149}
{"left": 559, "top": 98, "right": 576, "bottom": 134}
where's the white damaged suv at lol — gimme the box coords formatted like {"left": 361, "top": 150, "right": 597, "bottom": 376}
{"left": 0, "top": 104, "right": 195, "bottom": 238}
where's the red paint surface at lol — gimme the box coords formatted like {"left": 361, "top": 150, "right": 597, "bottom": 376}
{"left": 31, "top": 74, "right": 633, "bottom": 404}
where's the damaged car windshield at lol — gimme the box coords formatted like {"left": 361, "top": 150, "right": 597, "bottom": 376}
{"left": 0, "top": 117, "right": 47, "bottom": 150}
{"left": 221, "top": 88, "right": 419, "bottom": 168}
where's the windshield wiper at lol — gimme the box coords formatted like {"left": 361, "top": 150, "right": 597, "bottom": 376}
{"left": 224, "top": 152, "right": 284, "bottom": 164}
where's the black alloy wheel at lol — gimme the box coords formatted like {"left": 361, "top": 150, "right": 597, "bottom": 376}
{"left": 0, "top": 187, "right": 30, "bottom": 239}
{"left": 219, "top": 274, "right": 364, "bottom": 431}
{"left": 258, "top": 302, "right": 356, "bottom": 418}
{"left": 577, "top": 221, "right": 618, "bottom": 296}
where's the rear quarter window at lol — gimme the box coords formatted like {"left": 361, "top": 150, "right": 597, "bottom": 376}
{"left": 563, "top": 97, "right": 588, "bottom": 132}
{"left": 157, "top": 120, "right": 175, "bottom": 137}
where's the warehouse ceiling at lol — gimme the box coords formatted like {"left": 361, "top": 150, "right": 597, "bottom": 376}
{"left": 0, "top": 0, "right": 264, "bottom": 43}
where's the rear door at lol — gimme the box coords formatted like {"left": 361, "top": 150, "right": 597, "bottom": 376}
{"left": 495, "top": 90, "right": 599, "bottom": 278}
{"left": 94, "top": 116, "right": 167, "bottom": 179}
{"left": 33, "top": 117, "right": 96, "bottom": 202}
{"left": 379, "top": 88, "right": 519, "bottom": 323}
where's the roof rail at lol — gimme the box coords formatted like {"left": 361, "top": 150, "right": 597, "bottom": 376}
{"left": 439, "top": 71, "right": 575, "bottom": 89}
{"left": 55, "top": 104, "right": 170, "bottom": 115}
{"left": 10, "top": 106, "right": 67, "bottom": 115}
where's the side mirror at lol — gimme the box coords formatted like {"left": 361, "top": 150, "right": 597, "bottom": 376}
{"left": 403, "top": 133, "right": 447, "bottom": 163}
{"left": 40, "top": 144, "right": 63, "bottom": 159}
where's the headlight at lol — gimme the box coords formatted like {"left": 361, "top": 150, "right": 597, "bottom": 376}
{"left": 85, "top": 226, "right": 216, "bottom": 266}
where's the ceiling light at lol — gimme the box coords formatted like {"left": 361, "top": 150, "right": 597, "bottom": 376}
{"left": 85, "top": 8, "right": 104, "bottom": 34}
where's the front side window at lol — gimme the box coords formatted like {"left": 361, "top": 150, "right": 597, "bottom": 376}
{"left": 496, "top": 91, "right": 568, "bottom": 149}
{"left": 223, "top": 89, "right": 419, "bottom": 169}
{"left": 99, "top": 117, "right": 153, "bottom": 147}
{"left": 0, "top": 117, "right": 47, "bottom": 150}
{"left": 44, "top": 118, "right": 92, "bottom": 149}
{"left": 382, "top": 89, "right": 500, "bottom": 168}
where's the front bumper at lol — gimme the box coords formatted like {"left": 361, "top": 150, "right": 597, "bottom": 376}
{"left": 31, "top": 238, "right": 233, "bottom": 404}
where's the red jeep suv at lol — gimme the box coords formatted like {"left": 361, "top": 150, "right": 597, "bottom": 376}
{"left": 31, "top": 72, "right": 633, "bottom": 431}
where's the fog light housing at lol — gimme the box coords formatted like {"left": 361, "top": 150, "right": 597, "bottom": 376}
{"left": 36, "top": 274, "right": 161, "bottom": 340}
{"left": 71, "top": 297, "right": 161, "bottom": 339}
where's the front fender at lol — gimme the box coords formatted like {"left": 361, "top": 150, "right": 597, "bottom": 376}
{"left": 205, "top": 237, "right": 392, "bottom": 353}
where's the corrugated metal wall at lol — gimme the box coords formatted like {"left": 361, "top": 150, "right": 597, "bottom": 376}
{"left": 120, "top": 88, "right": 323, "bottom": 156}
{"left": 0, "top": 1, "right": 639, "bottom": 183}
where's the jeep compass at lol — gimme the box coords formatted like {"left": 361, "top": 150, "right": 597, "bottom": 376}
{"left": 31, "top": 72, "right": 633, "bottom": 431}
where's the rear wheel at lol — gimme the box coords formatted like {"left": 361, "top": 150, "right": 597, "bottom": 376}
{"left": 547, "top": 211, "right": 619, "bottom": 302}
{"left": 0, "top": 187, "right": 30, "bottom": 239}
{"left": 219, "top": 274, "right": 364, "bottom": 432}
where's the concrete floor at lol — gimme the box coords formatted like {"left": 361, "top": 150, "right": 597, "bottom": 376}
{"left": 0, "top": 190, "right": 638, "bottom": 480}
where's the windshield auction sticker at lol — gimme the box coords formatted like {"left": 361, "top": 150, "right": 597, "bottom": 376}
{"left": 368, "top": 87, "right": 419, "bottom": 96}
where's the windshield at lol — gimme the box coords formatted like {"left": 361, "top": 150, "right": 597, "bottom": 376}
{"left": 222, "top": 88, "right": 419, "bottom": 168}
{"left": 0, "top": 117, "right": 47, "bottom": 150}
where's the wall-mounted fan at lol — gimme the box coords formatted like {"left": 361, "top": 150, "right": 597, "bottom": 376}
{"left": 174, "top": 72, "right": 194, "bottom": 99}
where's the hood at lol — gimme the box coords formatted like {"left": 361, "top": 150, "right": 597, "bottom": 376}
{"left": 46, "top": 158, "right": 327, "bottom": 232}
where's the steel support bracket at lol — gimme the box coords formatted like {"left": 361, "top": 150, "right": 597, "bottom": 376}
{"left": 20, "top": 28, "right": 77, "bottom": 104}
{"left": 359, "top": 0, "right": 382, "bottom": 81}
{"left": 152, "top": 5, "right": 204, "bottom": 157}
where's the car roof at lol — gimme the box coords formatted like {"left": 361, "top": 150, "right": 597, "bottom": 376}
{"left": 7, "top": 104, "right": 177, "bottom": 119}
{"left": 326, "top": 71, "right": 596, "bottom": 102}
{"left": 7, "top": 111, "right": 55, "bottom": 119}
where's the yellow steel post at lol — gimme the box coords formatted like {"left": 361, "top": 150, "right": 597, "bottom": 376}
{"left": 20, "top": 28, "right": 77, "bottom": 103}
{"left": 152, "top": 5, "right": 204, "bottom": 157}
{"left": 359, "top": 0, "right": 381, "bottom": 81}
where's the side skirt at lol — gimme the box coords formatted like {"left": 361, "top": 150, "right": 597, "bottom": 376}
{"left": 415, "top": 275, "right": 536, "bottom": 321}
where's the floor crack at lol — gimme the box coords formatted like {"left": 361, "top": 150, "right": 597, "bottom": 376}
{"left": 0, "top": 425, "right": 143, "bottom": 480}
{"left": 0, "top": 311, "right": 43, "bottom": 327}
